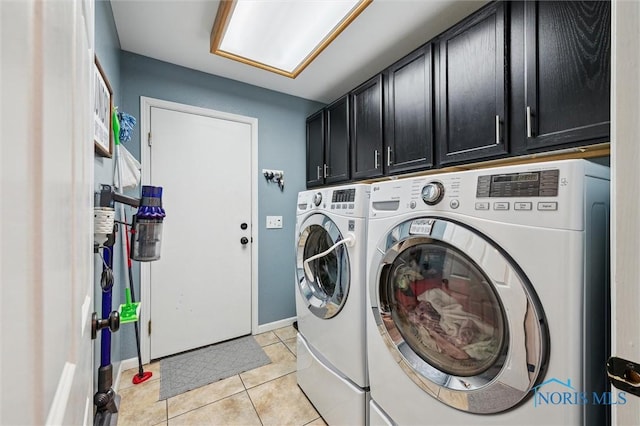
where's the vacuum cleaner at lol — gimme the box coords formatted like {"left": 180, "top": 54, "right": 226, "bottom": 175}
{"left": 92, "top": 184, "right": 165, "bottom": 426}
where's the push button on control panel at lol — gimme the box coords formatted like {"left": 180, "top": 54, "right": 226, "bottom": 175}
{"left": 514, "top": 202, "right": 532, "bottom": 211}
{"left": 493, "top": 202, "right": 510, "bottom": 211}
{"left": 475, "top": 202, "right": 490, "bottom": 211}
{"left": 538, "top": 202, "right": 558, "bottom": 211}
{"left": 449, "top": 199, "right": 460, "bottom": 209}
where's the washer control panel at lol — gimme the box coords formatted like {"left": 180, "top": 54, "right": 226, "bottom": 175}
{"left": 476, "top": 169, "right": 559, "bottom": 198}
{"left": 369, "top": 160, "right": 607, "bottom": 230}
{"left": 474, "top": 169, "right": 560, "bottom": 212}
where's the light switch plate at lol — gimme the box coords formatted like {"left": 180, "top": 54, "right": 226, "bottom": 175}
{"left": 266, "top": 216, "right": 283, "bottom": 229}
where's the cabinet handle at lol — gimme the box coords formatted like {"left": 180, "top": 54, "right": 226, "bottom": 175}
{"left": 374, "top": 149, "right": 379, "bottom": 169}
{"left": 526, "top": 106, "right": 533, "bottom": 138}
{"left": 317, "top": 165, "right": 321, "bottom": 180}
{"left": 323, "top": 164, "right": 328, "bottom": 178}
{"left": 495, "top": 115, "right": 501, "bottom": 145}
{"left": 387, "top": 146, "right": 392, "bottom": 167}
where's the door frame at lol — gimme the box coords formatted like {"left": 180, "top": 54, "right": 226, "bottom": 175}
{"left": 611, "top": 1, "right": 640, "bottom": 422}
{"left": 139, "top": 96, "right": 259, "bottom": 364}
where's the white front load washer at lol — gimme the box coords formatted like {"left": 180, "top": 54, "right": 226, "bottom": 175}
{"left": 366, "top": 159, "right": 610, "bottom": 425}
{"left": 295, "top": 183, "right": 370, "bottom": 425}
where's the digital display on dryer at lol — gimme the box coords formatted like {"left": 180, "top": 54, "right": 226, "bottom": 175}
{"left": 332, "top": 188, "right": 356, "bottom": 203}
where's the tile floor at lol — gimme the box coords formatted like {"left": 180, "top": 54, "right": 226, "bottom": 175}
{"left": 116, "top": 325, "right": 326, "bottom": 426}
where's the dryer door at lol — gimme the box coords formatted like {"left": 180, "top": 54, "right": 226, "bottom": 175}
{"left": 369, "top": 217, "right": 548, "bottom": 414}
{"left": 296, "top": 214, "right": 350, "bottom": 319}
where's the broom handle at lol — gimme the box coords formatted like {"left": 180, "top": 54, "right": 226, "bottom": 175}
{"left": 122, "top": 213, "right": 144, "bottom": 377}
{"left": 116, "top": 144, "right": 146, "bottom": 377}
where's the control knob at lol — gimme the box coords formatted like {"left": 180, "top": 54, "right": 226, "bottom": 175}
{"left": 312, "top": 192, "right": 322, "bottom": 206}
{"left": 421, "top": 182, "right": 445, "bottom": 205}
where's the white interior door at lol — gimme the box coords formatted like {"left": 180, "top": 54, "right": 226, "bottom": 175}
{"left": 1, "top": 0, "right": 95, "bottom": 424}
{"left": 148, "top": 106, "right": 253, "bottom": 359}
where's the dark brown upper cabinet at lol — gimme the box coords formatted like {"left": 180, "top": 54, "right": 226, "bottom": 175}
{"left": 306, "top": 0, "right": 612, "bottom": 188}
{"left": 306, "top": 109, "right": 325, "bottom": 188}
{"left": 521, "top": 1, "right": 610, "bottom": 152}
{"left": 436, "top": 1, "right": 508, "bottom": 166}
{"left": 350, "top": 74, "right": 384, "bottom": 180}
{"left": 325, "top": 96, "right": 350, "bottom": 184}
{"left": 305, "top": 96, "right": 351, "bottom": 188}
{"left": 384, "top": 44, "right": 434, "bottom": 175}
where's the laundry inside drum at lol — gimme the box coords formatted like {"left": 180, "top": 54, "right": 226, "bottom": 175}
{"left": 389, "top": 243, "right": 506, "bottom": 377}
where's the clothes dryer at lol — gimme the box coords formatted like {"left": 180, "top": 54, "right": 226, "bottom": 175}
{"left": 366, "top": 160, "right": 610, "bottom": 425}
{"left": 295, "top": 183, "right": 370, "bottom": 425}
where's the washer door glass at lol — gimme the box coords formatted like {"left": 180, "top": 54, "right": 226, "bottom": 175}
{"left": 297, "top": 215, "right": 350, "bottom": 319}
{"left": 370, "top": 218, "right": 548, "bottom": 414}
{"left": 384, "top": 241, "right": 505, "bottom": 377}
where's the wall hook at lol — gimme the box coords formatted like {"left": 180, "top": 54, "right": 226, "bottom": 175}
{"left": 262, "top": 169, "right": 284, "bottom": 191}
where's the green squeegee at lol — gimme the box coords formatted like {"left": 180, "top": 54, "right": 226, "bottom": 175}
{"left": 119, "top": 288, "right": 141, "bottom": 324}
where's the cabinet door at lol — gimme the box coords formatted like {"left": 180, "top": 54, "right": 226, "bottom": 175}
{"left": 306, "top": 109, "right": 325, "bottom": 188}
{"left": 351, "top": 74, "right": 384, "bottom": 180}
{"left": 385, "top": 44, "right": 434, "bottom": 175}
{"left": 325, "top": 95, "right": 350, "bottom": 184}
{"left": 523, "top": 1, "right": 610, "bottom": 150}
{"left": 437, "top": 2, "right": 508, "bottom": 166}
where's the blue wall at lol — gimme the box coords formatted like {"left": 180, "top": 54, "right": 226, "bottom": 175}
{"left": 118, "top": 52, "right": 323, "bottom": 359}
{"left": 94, "top": 0, "right": 123, "bottom": 376}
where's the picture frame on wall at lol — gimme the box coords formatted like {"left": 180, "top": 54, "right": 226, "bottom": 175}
{"left": 94, "top": 57, "right": 113, "bottom": 158}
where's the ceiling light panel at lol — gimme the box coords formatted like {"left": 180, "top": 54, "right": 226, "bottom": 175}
{"left": 211, "top": 0, "right": 371, "bottom": 78}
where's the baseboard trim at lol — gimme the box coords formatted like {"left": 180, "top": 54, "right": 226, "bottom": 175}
{"left": 114, "top": 358, "right": 138, "bottom": 392}
{"left": 256, "top": 316, "right": 296, "bottom": 334}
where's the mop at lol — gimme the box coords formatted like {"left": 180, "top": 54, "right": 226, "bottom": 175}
{"left": 113, "top": 110, "right": 153, "bottom": 384}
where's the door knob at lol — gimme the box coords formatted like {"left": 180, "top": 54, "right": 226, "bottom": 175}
{"left": 91, "top": 311, "right": 120, "bottom": 340}
{"left": 607, "top": 356, "right": 640, "bottom": 397}
{"left": 240, "top": 237, "right": 249, "bottom": 245}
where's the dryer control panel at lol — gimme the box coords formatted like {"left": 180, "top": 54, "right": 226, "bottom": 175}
{"left": 297, "top": 185, "right": 370, "bottom": 219}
